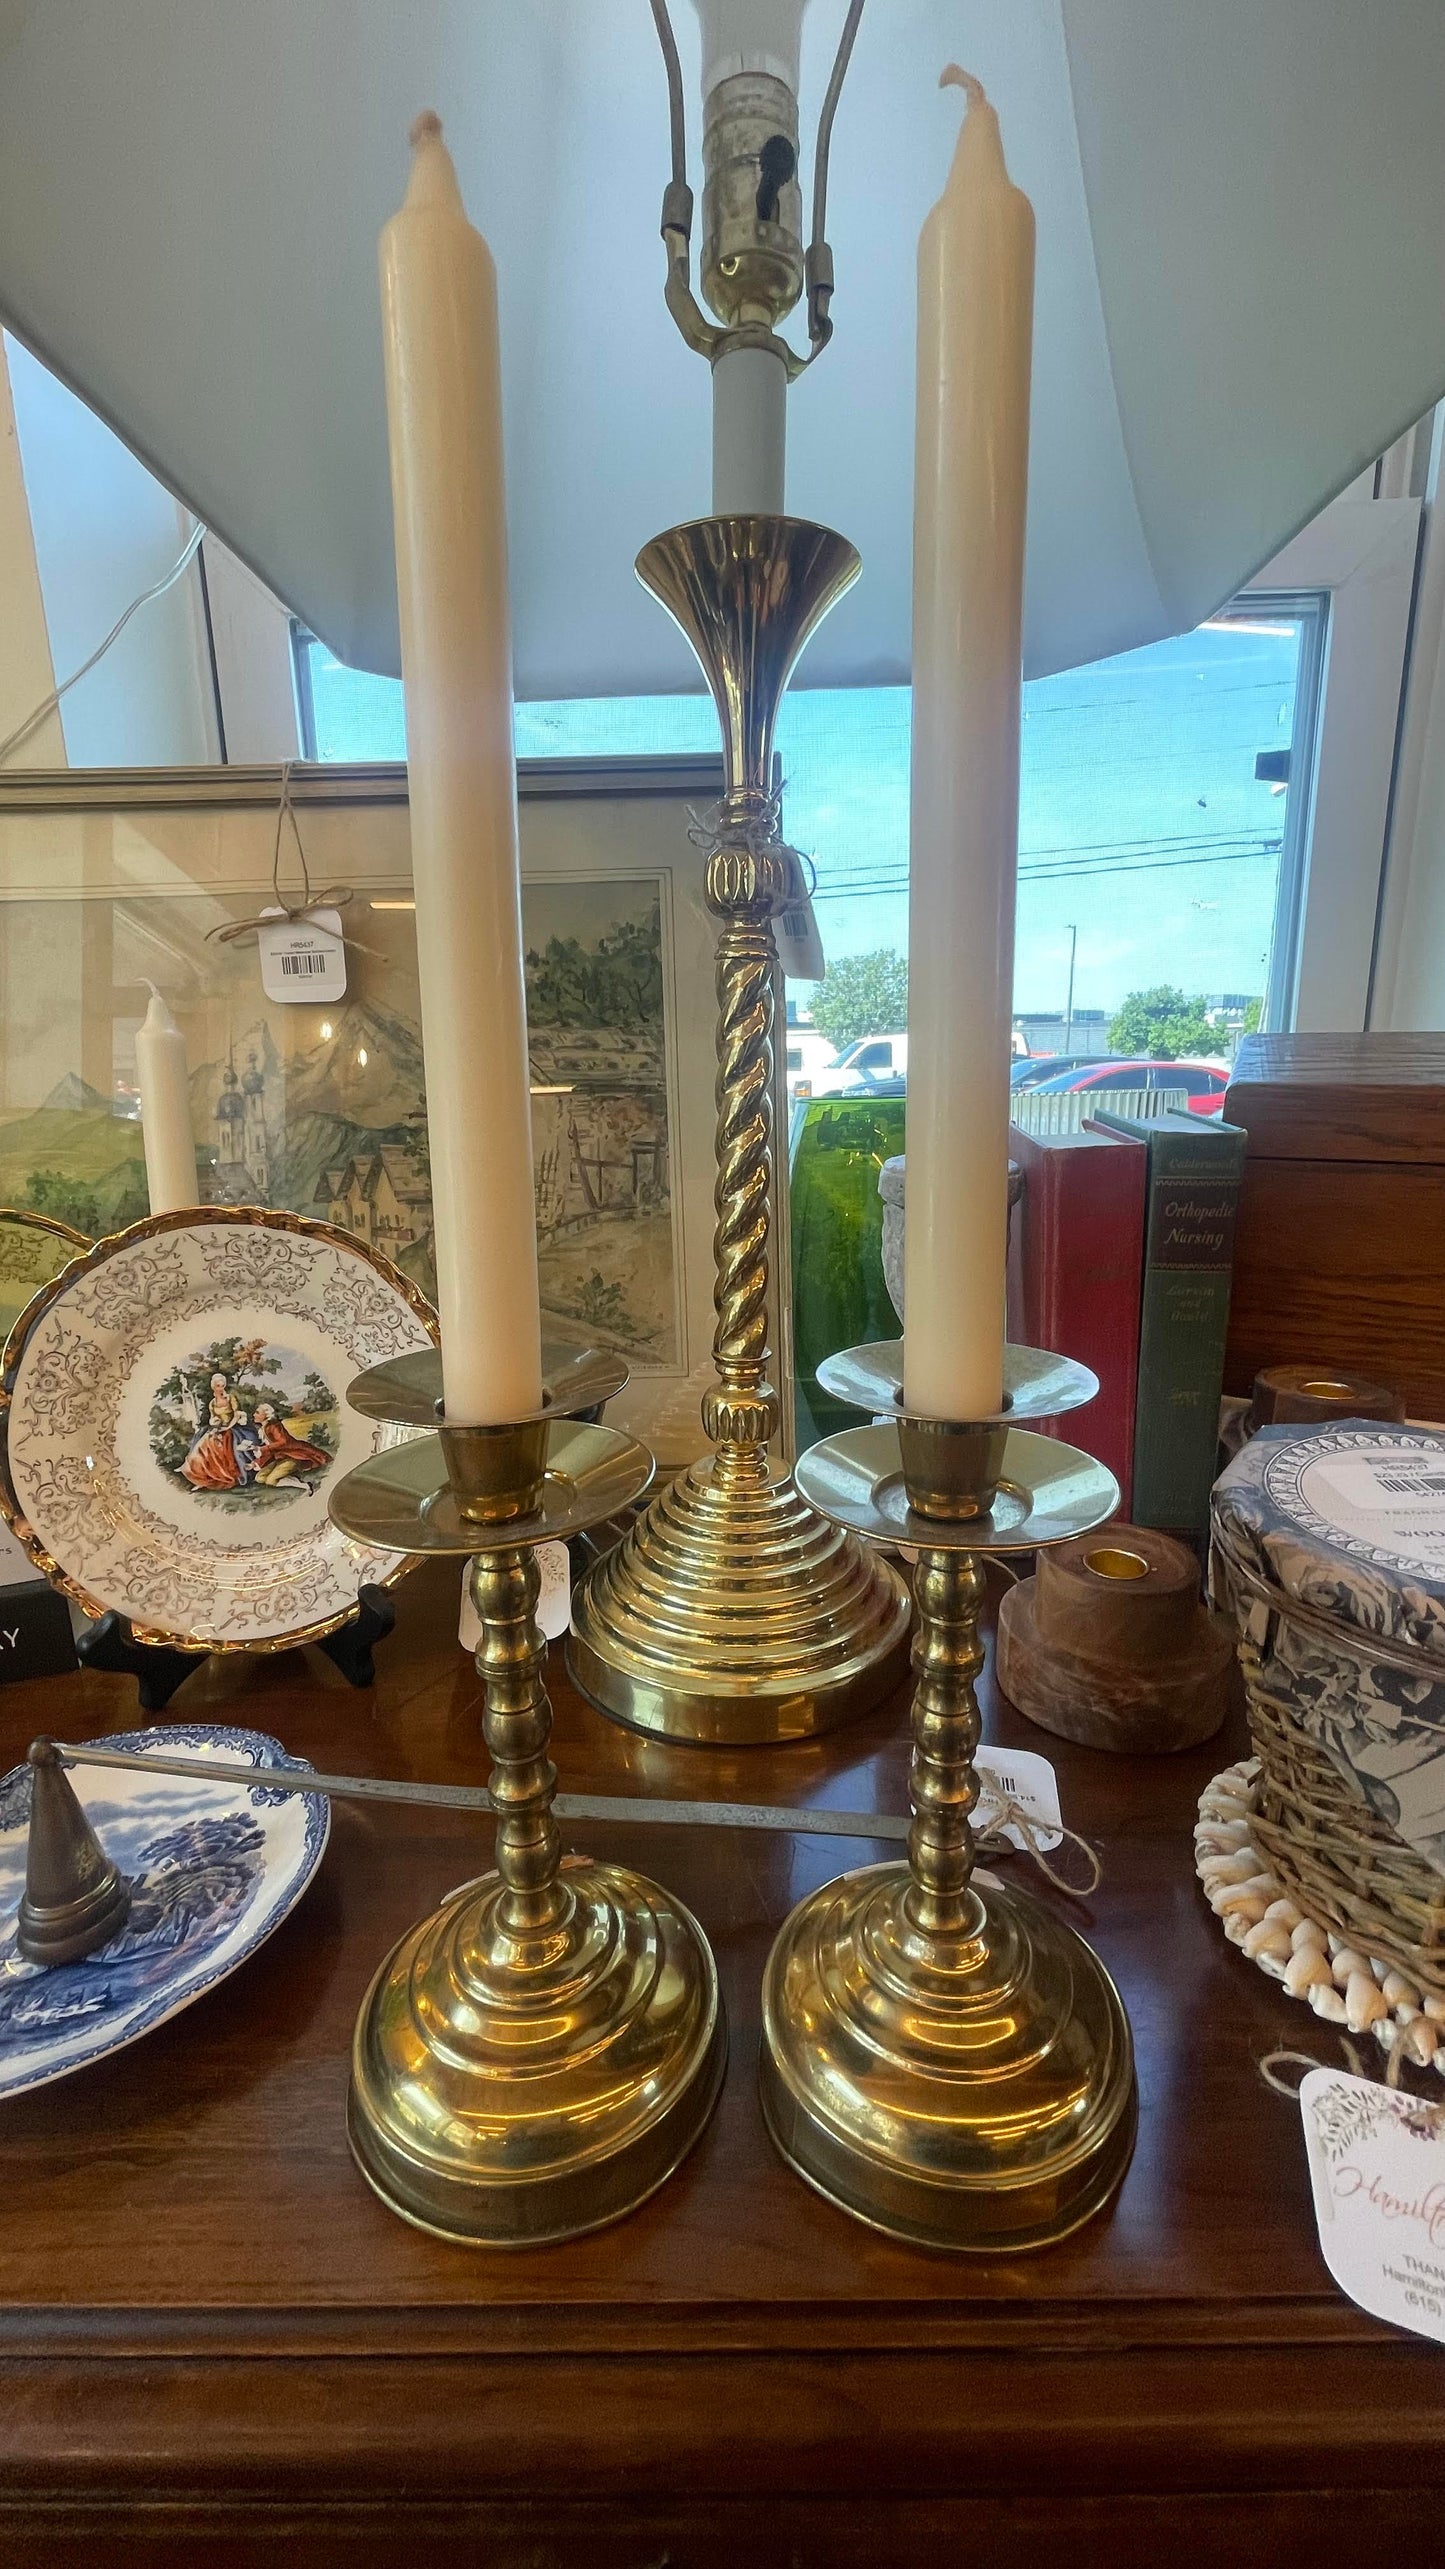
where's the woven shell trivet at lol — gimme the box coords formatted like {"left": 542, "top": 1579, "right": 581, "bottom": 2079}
{"left": 1196, "top": 1757, "right": 1445, "bottom": 2079}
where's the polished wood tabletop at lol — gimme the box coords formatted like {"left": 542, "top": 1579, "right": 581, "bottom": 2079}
{"left": 0, "top": 1555, "right": 1440, "bottom": 2565}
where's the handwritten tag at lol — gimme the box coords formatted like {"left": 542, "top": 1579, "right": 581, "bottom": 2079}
{"left": 258, "top": 905, "right": 348, "bottom": 1004}
{"left": 1300, "top": 2068, "right": 1445, "bottom": 2344}
{"left": 973, "top": 1745, "right": 1062, "bottom": 1853}
{"left": 458, "top": 1543, "right": 572, "bottom": 1652}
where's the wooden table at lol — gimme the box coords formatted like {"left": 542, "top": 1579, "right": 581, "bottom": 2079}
{"left": 0, "top": 1556, "right": 1440, "bottom": 2564}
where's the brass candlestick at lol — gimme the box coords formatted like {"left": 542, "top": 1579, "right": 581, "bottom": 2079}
{"left": 328, "top": 1347, "right": 725, "bottom": 2245}
{"left": 758, "top": 1341, "right": 1138, "bottom": 2252}
{"left": 569, "top": 517, "right": 910, "bottom": 1744}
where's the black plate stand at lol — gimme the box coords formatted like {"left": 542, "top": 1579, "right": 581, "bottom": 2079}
{"left": 75, "top": 1584, "right": 398, "bottom": 1713}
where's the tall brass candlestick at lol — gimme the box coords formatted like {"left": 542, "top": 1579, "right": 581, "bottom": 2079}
{"left": 758, "top": 1341, "right": 1138, "bottom": 2251}
{"left": 329, "top": 1347, "right": 725, "bottom": 2244}
{"left": 568, "top": 516, "right": 910, "bottom": 1745}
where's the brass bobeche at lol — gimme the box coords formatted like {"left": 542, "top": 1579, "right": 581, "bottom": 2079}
{"left": 568, "top": 517, "right": 910, "bottom": 1744}
{"left": 329, "top": 1358, "right": 725, "bottom": 2245}
{"left": 758, "top": 1344, "right": 1138, "bottom": 2252}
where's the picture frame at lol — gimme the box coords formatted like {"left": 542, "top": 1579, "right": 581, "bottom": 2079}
{"left": 0, "top": 757, "right": 792, "bottom": 1471}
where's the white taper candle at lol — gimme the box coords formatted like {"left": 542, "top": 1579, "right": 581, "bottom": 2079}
{"left": 134, "top": 988, "right": 196, "bottom": 1215}
{"left": 380, "top": 113, "right": 543, "bottom": 1423}
{"left": 902, "top": 69, "right": 1035, "bottom": 1421}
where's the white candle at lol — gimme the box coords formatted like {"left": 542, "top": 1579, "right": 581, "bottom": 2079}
{"left": 902, "top": 69, "right": 1035, "bottom": 1423}
{"left": 134, "top": 987, "right": 196, "bottom": 1215}
{"left": 380, "top": 114, "right": 543, "bottom": 1423}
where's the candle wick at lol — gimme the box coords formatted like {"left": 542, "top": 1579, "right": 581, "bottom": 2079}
{"left": 409, "top": 108, "right": 444, "bottom": 151}
{"left": 939, "top": 64, "right": 987, "bottom": 110}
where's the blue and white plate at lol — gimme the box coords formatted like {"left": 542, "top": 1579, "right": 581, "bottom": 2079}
{"left": 0, "top": 1723, "right": 328, "bottom": 2097}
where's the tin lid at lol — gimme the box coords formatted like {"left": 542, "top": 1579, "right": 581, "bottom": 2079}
{"left": 1212, "top": 1421, "right": 1445, "bottom": 1664}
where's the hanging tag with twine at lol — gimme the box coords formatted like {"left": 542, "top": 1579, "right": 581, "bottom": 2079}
{"left": 206, "top": 761, "right": 357, "bottom": 1001}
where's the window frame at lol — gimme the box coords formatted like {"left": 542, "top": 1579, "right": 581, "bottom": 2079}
{"left": 253, "top": 498, "right": 1425, "bottom": 1040}
{"left": 1234, "top": 495, "right": 1420, "bottom": 1032}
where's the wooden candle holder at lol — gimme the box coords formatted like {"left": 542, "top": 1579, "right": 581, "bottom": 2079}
{"left": 997, "top": 1523, "right": 1234, "bottom": 1755}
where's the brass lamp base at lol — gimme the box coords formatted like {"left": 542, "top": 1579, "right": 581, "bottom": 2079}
{"left": 567, "top": 1449, "right": 911, "bottom": 1744}
{"left": 759, "top": 1866, "right": 1136, "bottom": 2252}
{"left": 756, "top": 1345, "right": 1137, "bottom": 2252}
{"left": 351, "top": 1856, "right": 725, "bottom": 2246}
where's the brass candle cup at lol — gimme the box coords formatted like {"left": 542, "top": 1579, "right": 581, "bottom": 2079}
{"left": 328, "top": 1346, "right": 725, "bottom": 2245}
{"left": 757, "top": 1342, "right": 1138, "bottom": 2252}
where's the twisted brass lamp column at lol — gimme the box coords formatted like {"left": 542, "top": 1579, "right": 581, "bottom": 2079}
{"left": 329, "top": 1348, "right": 725, "bottom": 2244}
{"left": 758, "top": 1342, "right": 1138, "bottom": 2251}
{"left": 569, "top": 518, "right": 911, "bottom": 1744}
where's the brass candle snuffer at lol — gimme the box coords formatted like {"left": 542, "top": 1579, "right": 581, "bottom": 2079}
{"left": 322, "top": 1342, "right": 725, "bottom": 2246}
{"left": 758, "top": 1340, "right": 1139, "bottom": 2253}
{"left": 567, "top": 516, "right": 911, "bottom": 1745}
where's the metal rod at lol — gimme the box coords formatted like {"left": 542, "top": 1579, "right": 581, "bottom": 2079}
{"left": 47, "top": 1741, "right": 909, "bottom": 1843}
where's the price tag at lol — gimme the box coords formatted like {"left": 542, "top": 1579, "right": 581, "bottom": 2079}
{"left": 973, "top": 1744, "right": 1062, "bottom": 1853}
{"left": 459, "top": 1542, "right": 572, "bottom": 1651}
{"left": 257, "top": 905, "right": 348, "bottom": 1005}
{"left": 773, "top": 848, "right": 825, "bottom": 983}
{"left": 1301, "top": 2068, "right": 1445, "bottom": 2345}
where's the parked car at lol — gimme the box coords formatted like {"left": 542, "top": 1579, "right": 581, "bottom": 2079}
{"left": 1025, "top": 1058, "right": 1228, "bottom": 1114}
{"left": 784, "top": 1030, "right": 840, "bottom": 1100}
{"left": 1009, "top": 1052, "right": 1105, "bottom": 1090}
{"left": 812, "top": 1031, "right": 909, "bottom": 1099}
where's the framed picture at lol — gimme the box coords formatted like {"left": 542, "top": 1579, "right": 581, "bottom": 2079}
{"left": 0, "top": 758, "right": 792, "bottom": 1470}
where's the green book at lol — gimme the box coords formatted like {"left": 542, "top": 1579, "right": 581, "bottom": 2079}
{"left": 1090, "top": 1108, "right": 1246, "bottom": 1538}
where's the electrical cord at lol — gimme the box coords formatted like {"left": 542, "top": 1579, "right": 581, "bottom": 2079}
{"left": 0, "top": 515, "right": 207, "bottom": 766}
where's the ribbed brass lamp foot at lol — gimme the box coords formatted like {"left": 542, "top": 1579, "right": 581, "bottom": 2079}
{"left": 759, "top": 1867, "right": 1136, "bottom": 2252}
{"left": 568, "top": 1449, "right": 911, "bottom": 1744}
{"left": 349, "top": 1856, "right": 725, "bottom": 2246}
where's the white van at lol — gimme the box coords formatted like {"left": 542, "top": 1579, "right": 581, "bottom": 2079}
{"left": 813, "top": 1033, "right": 908, "bottom": 1097}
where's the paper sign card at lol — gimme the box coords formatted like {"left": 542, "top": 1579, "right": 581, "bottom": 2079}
{"left": 458, "top": 1543, "right": 572, "bottom": 1652}
{"left": 973, "top": 1745, "right": 1062, "bottom": 1854}
{"left": 1300, "top": 2067, "right": 1445, "bottom": 2345}
{"left": 258, "top": 905, "right": 348, "bottom": 1005}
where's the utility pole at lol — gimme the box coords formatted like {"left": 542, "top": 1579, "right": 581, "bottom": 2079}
{"left": 1063, "top": 923, "right": 1078, "bottom": 1054}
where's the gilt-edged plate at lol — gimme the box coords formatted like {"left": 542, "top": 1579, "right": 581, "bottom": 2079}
{"left": 0, "top": 1206, "right": 90, "bottom": 1347}
{"left": 0, "top": 1723, "right": 328, "bottom": 2098}
{"left": 0, "top": 1208, "right": 437, "bottom": 1650}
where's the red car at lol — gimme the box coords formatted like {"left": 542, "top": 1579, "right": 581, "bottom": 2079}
{"left": 1025, "top": 1058, "right": 1228, "bottom": 1115}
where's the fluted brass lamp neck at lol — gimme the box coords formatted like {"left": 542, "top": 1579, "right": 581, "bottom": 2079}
{"left": 636, "top": 516, "right": 860, "bottom": 802}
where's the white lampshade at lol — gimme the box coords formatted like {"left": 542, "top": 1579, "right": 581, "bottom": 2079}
{"left": 0, "top": 0, "right": 1440, "bottom": 692}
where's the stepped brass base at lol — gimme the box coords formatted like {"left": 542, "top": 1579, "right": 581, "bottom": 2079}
{"left": 350, "top": 1856, "right": 725, "bottom": 2246}
{"left": 759, "top": 1867, "right": 1137, "bottom": 2252}
{"left": 567, "top": 1453, "right": 912, "bottom": 1744}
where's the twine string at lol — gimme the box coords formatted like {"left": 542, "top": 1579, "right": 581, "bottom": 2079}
{"left": 205, "top": 761, "right": 359, "bottom": 949}
{"left": 975, "top": 1792, "right": 1102, "bottom": 1900}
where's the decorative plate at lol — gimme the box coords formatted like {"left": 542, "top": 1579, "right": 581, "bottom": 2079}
{"left": 0, "top": 1208, "right": 437, "bottom": 1649}
{"left": 0, "top": 1207, "right": 90, "bottom": 1347}
{"left": 0, "top": 1724, "right": 328, "bottom": 2098}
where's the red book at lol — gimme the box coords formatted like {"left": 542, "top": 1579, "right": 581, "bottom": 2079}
{"left": 1007, "top": 1124, "right": 1147, "bottom": 1513}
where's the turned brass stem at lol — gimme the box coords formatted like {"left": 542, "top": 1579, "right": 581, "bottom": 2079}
{"left": 702, "top": 867, "right": 783, "bottom": 1455}
{"left": 905, "top": 1548, "right": 987, "bottom": 1942}
{"left": 472, "top": 1549, "right": 571, "bottom": 1939}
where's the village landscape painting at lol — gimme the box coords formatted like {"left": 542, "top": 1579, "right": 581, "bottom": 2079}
{"left": 0, "top": 876, "right": 680, "bottom": 1372}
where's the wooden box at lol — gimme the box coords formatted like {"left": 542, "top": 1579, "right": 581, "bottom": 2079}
{"left": 1222, "top": 1033, "right": 1445, "bottom": 1421}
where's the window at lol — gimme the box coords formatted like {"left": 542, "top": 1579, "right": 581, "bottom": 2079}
{"left": 293, "top": 510, "right": 1408, "bottom": 1055}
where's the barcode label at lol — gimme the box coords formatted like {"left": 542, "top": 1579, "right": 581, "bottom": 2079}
{"left": 258, "top": 904, "right": 347, "bottom": 1004}
{"left": 1374, "top": 1475, "right": 1445, "bottom": 1496}
{"left": 781, "top": 911, "right": 810, "bottom": 939}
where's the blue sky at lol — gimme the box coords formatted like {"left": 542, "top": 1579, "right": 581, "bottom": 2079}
{"left": 307, "top": 612, "right": 1302, "bottom": 1017}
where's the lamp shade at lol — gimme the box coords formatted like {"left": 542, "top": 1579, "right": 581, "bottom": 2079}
{"left": 0, "top": 0, "right": 1440, "bottom": 692}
